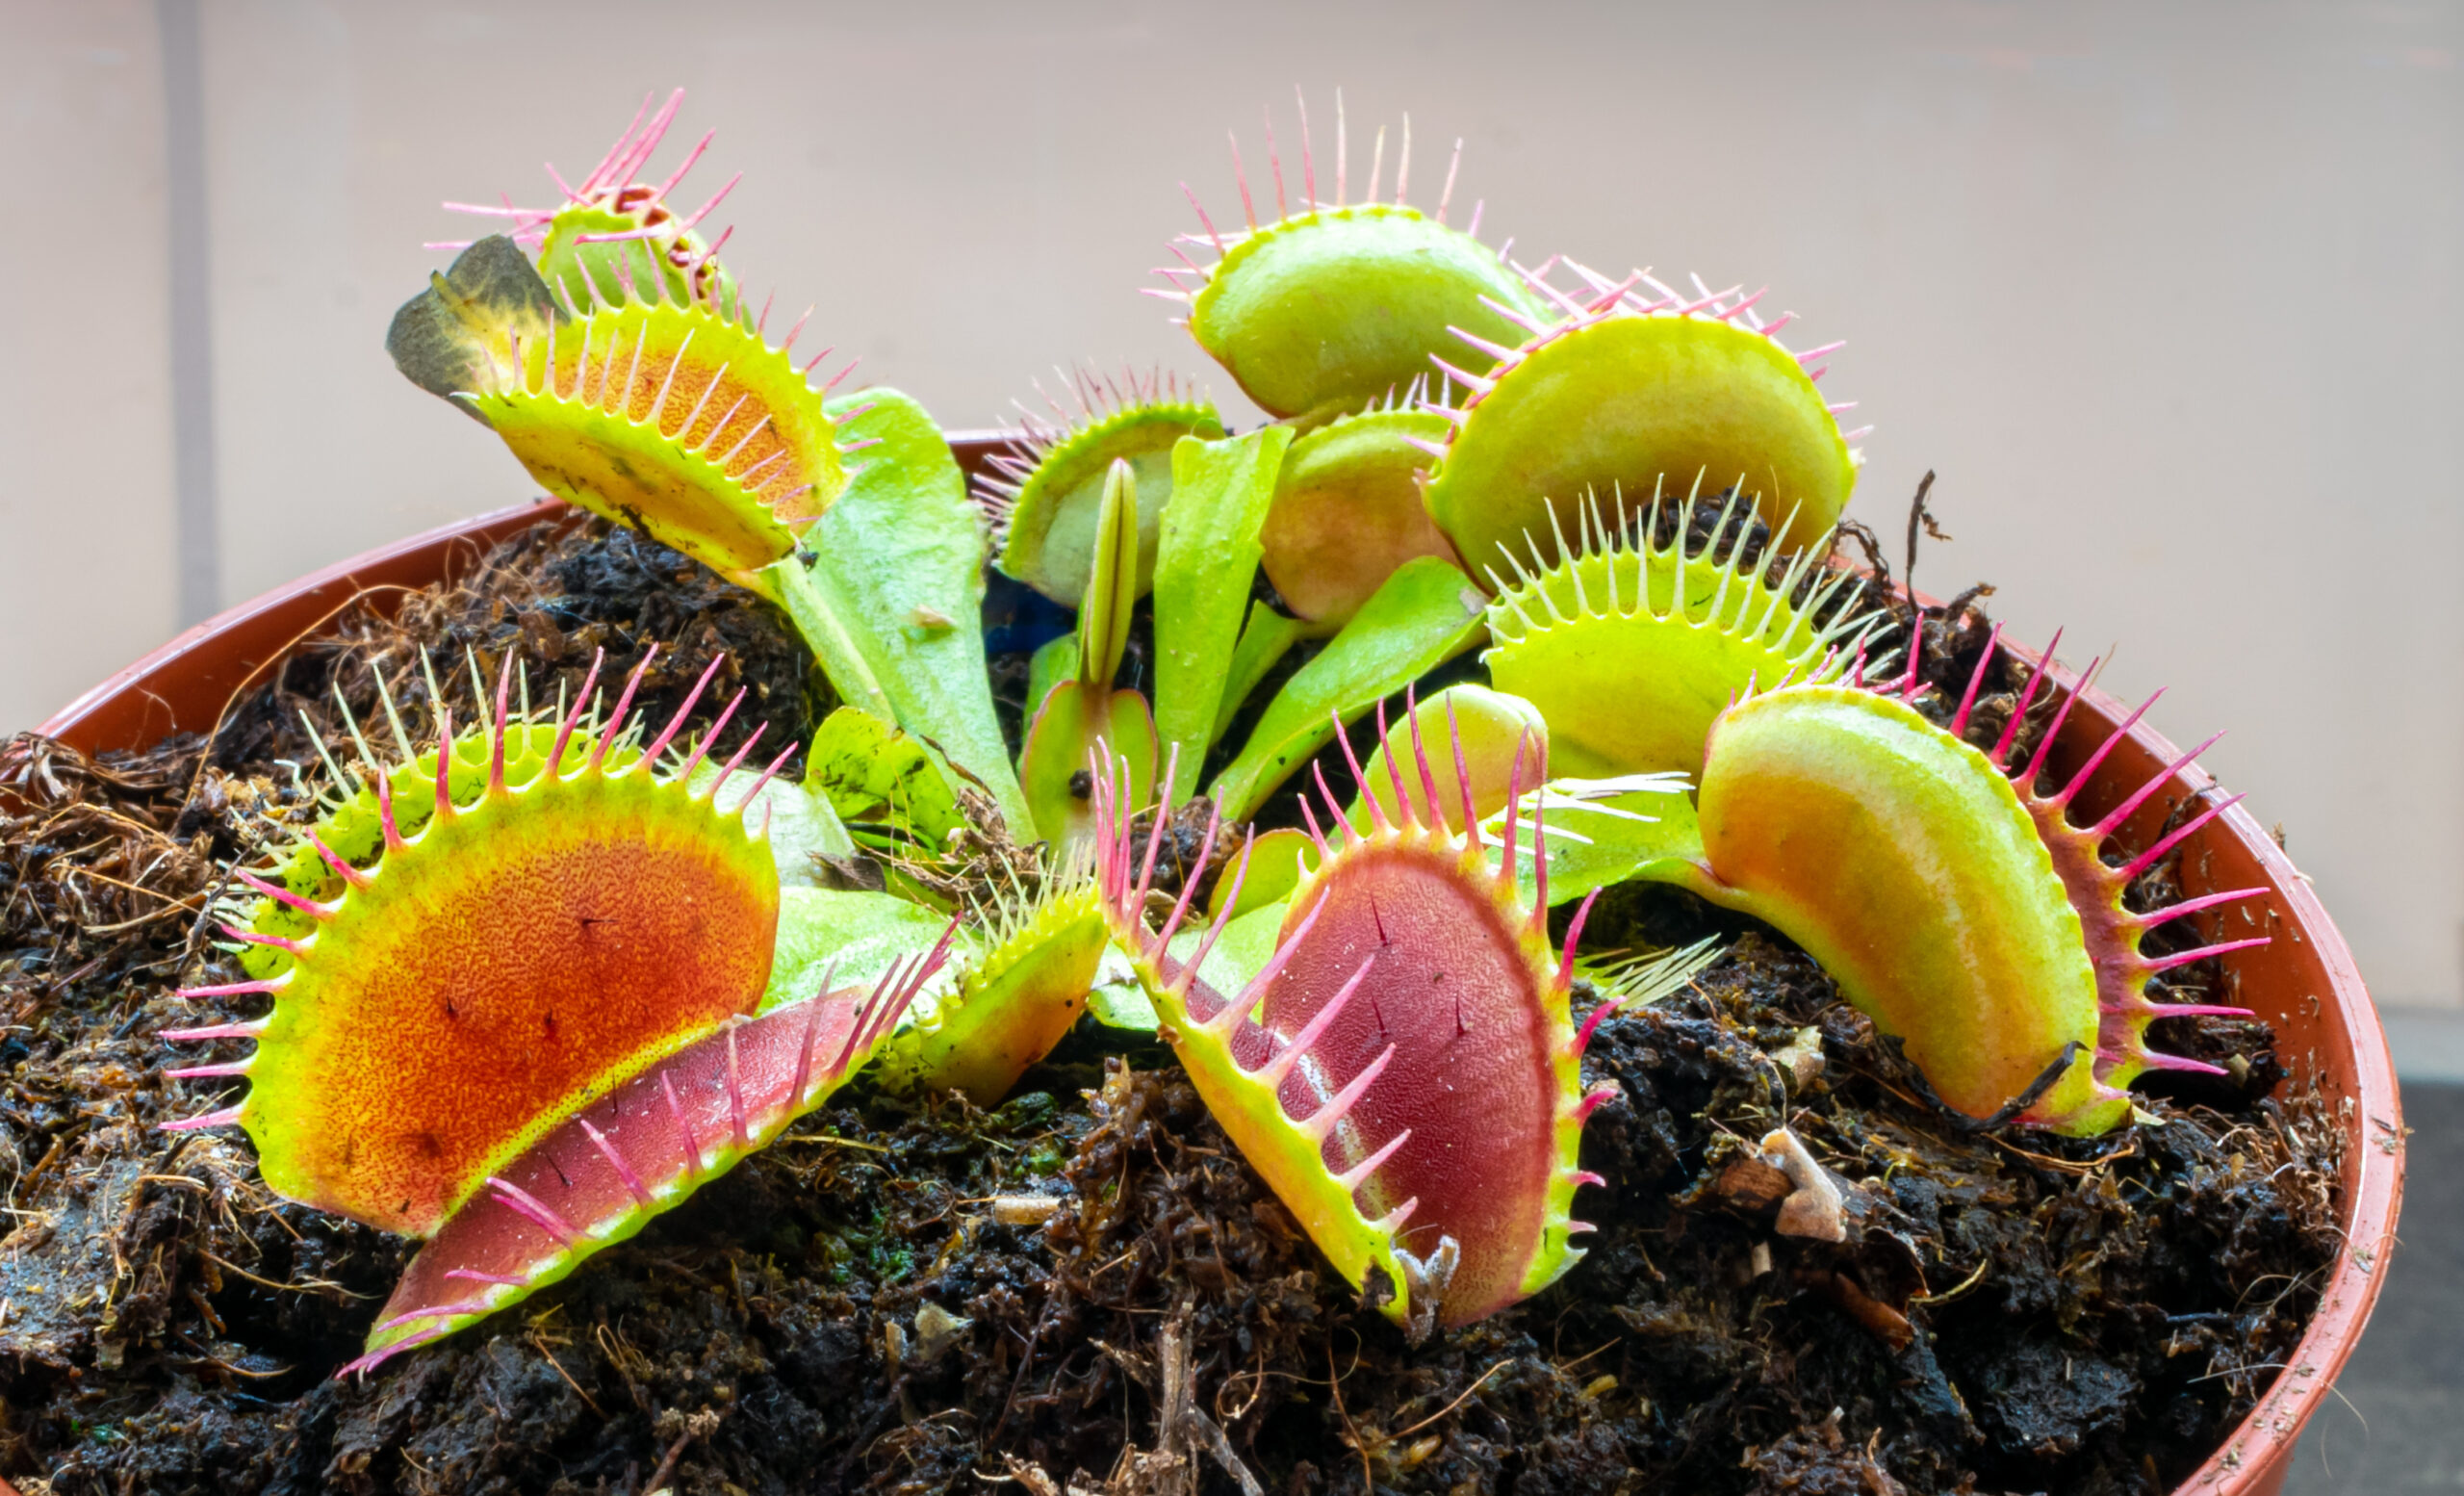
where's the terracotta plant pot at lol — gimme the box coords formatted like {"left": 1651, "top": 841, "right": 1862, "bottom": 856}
{"left": 34, "top": 438, "right": 2404, "bottom": 1496}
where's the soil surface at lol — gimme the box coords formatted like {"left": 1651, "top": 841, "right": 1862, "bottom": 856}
{"left": 1, "top": 509, "right": 2342, "bottom": 1495}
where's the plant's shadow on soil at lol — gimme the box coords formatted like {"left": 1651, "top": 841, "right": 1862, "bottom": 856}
{"left": 0, "top": 515, "right": 2341, "bottom": 1495}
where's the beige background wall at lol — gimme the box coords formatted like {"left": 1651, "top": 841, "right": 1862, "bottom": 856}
{"left": 2, "top": 0, "right": 2457, "bottom": 1005}
{"left": 3, "top": 3, "right": 179, "bottom": 735}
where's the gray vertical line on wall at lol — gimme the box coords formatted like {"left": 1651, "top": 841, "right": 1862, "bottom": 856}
{"left": 158, "top": 0, "right": 219, "bottom": 626}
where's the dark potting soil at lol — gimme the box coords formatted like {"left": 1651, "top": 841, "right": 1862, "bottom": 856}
{"left": 0, "top": 509, "right": 2342, "bottom": 1496}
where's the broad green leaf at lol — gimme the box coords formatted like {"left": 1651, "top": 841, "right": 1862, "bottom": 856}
{"left": 784, "top": 389, "right": 1032, "bottom": 835}
{"left": 1018, "top": 683, "right": 1157, "bottom": 852}
{"left": 1207, "top": 555, "right": 1488, "bottom": 821}
{"left": 1152, "top": 427, "right": 1292, "bottom": 803}
{"left": 1212, "top": 602, "right": 1312, "bottom": 745}
{"left": 759, "top": 556, "right": 895, "bottom": 723}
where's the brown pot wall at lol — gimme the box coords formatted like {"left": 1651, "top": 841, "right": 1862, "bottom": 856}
{"left": 32, "top": 437, "right": 2403, "bottom": 1496}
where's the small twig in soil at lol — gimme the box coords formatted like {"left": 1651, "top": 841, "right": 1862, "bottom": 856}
{"left": 1552, "top": 1339, "right": 1620, "bottom": 1380}
{"left": 173, "top": 1332, "right": 294, "bottom": 1380}
{"left": 530, "top": 1332, "right": 607, "bottom": 1418}
{"left": 176, "top": 862, "right": 241, "bottom": 973}
{"left": 1833, "top": 517, "right": 1891, "bottom": 589}
{"left": 58, "top": 866, "right": 201, "bottom": 907}
{"left": 642, "top": 1407, "right": 725, "bottom": 1495}
{"left": 1388, "top": 1357, "right": 1514, "bottom": 1442}
{"left": 1326, "top": 1340, "right": 1374, "bottom": 1496}
{"left": 85, "top": 901, "right": 208, "bottom": 937}
{"left": 1909, "top": 1256, "right": 1991, "bottom": 1308}
{"left": 1984, "top": 1130, "right": 2138, "bottom": 1176}
{"left": 988, "top": 1303, "right": 1053, "bottom": 1446}
{"left": 196, "top": 1248, "right": 369, "bottom": 1301}
{"left": 17, "top": 1132, "right": 70, "bottom": 1194}
{"left": 1902, "top": 470, "right": 1944, "bottom": 608}
{"left": 1156, "top": 1312, "right": 1265, "bottom": 1496}
{"left": 775, "top": 1132, "right": 893, "bottom": 1151}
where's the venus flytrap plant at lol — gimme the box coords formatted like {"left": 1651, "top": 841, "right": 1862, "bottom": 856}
{"left": 872, "top": 871, "right": 1112, "bottom": 1106}
{"left": 763, "top": 883, "right": 957, "bottom": 1009}
{"left": 164, "top": 645, "right": 1039, "bottom": 1371}
{"left": 428, "top": 255, "right": 857, "bottom": 575}
{"left": 167, "top": 650, "right": 795, "bottom": 1236}
{"left": 1259, "top": 386, "right": 1460, "bottom": 630}
{"left": 1201, "top": 828, "right": 1316, "bottom": 921}
{"left": 204, "top": 91, "right": 2299, "bottom": 1390}
{"left": 429, "top": 89, "right": 745, "bottom": 317}
{"left": 388, "top": 226, "right": 886, "bottom": 714}
{"left": 1363, "top": 725, "right": 1695, "bottom": 922}
{"left": 1614, "top": 638, "right": 2267, "bottom": 1135}
{"left": 1157, "top": 91, "right": 1546, "bottom": 428}
{"left": 1137, "top": 405, "right": 1495, "bottom": 821}
{"left": 1091, "top": 742, "right": 1620, "bottom": 1337}
{"left": 1343, "top": 684, "right": 1546, "bottom": 831}
{"left": 1340, "top": 687, "right": 1696, "bottom": 909}
{"left": 232, "top": 655, "right": 632, "bottom": 981}
{"left": 977, "top": 367, "right": 1224, "bottom": 606}
{"left": 1480, "top": 774, "right": 1701, "bottom": 912}
{"left": 1174, "top": 687, "right": 1556, "bottom": 948}
{"left": 803, "top": 388, "right": 1034, "bottom": 835}
{"left": 1655, "top": 680, "right": 2120, "bottom": 1128}
{"left": 984, "top": 118, "right": 1533, "bottom": 821}
{"left": 1481, "top": 487, "right": 1882, "bottom": 779}
{"left": 390, "top": 98, "right": 1032, "bottom": 835}
{"left": 1204, "top": 558, "right": 1492, "bottom": 822}
{"left": 385, "top": 92, "right": 740, "bottom": 430}
{"left": 1581, "top": 939, "right": 1727, "bottom": 1016}
{"left": 1943, "top": 631, "right": 2273, "bottom": 1123}
{"left": 1416, "top": 259, "right": 1867, "bottom": 572}
{"left": 802, "top": 704, "right": 974, "bottom": 880}
{"left": 382, "top": 237, "right": 563, "bottom": 428}
{"left": 1146, "top": 92, "right": 2260, "bottom": 1142}
{"left": 981, "top": 379, "right": 1469, "bottom": 792}
{"left": 1212, "top": 603, "right": 1313, "bottom": 747}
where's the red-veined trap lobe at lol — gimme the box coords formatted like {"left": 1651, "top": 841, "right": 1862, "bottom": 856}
{"left": 1258, "top": 837, "right": 1572, "bottom": 1324}
{"left": 168, "top": 652, "right": 785, "bottom": 1238}
{"left": 265, "top": 774, "right": 779, "bottom": 1234}
{"left": 1093, "top": 724, "right": 1608, "bottom": 1333}
{"left": 346, "top": 942, "right": 946, "bottom": 1373}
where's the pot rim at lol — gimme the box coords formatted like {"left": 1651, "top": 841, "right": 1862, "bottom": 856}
{"left": 1991, "top": 633, "right": 2402, "bottom": 1494}
{"left": 30, "top": 450, "right": 2402, "bottom": 1496}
